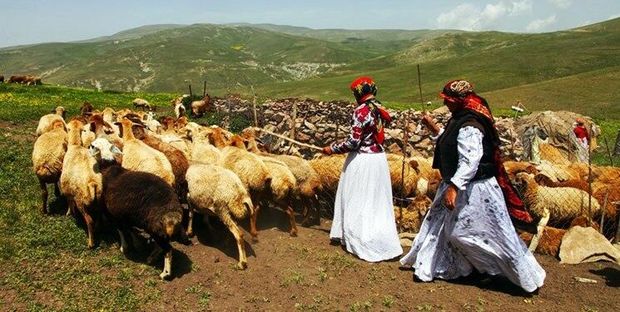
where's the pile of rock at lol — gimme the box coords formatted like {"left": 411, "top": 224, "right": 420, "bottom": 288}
{"left": 207, "top": 96, "right": 525, "bottom": 159}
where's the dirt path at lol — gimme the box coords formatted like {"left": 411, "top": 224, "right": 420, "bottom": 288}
{"left": 140, "top": 210, "right": 619, "bottom": 311}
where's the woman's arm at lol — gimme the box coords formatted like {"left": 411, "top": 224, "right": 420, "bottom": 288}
{"left": 443, "top": 126, "right": 484, "bottom": 209}
{"left": 450, "top": 126, "right": 485, "bottom": 190}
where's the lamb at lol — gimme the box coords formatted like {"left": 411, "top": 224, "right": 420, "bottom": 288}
{"left": 32, "top": 119, "right": 67, "bottom": 214}
{"left": 190, "top": 94, "right": 211, "bottom": 118}
{"left": 36, "top": 106, "right": 66, "bottom": 136}
{"left": 59, "top": 119, "right": 103, "bottom": 248}
{"left": 88, "top": 138, "right": 190, "bottom": 280}
{"left": 132, "top": 98, "right": 154, "bottom": 111}
{"left": 513, "top": 172, "right": 601, "bottom": 252}
{"left": 117, "top": 118, "right": 175, "bottom": 186}
{"left": 186, "top": 163, "right": 253, "bottom": 269}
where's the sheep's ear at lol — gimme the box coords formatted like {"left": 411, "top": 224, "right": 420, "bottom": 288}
{"left": 89, "top": 122, "right": 96, "bottom": 132}
{"left": 110, "top": 145, "right": 122, "bottom": 155}
{"left": 88, "top": 145, "right": 100, "bottom": 157}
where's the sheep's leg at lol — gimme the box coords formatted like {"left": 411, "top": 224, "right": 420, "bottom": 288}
{"left": 528, "top": 208, "right": 551, "bottom": 252}
{"left": 117, "top": 229, "right": 130, "bottom": 254}
{"left": 153, "top": 237, "right": 173, "bottom": 280}
{"left": 186, "top": 209, "right": 195, "bottom": 237}
{"left": 39, "top": 180, "right": 48, "bottom": 215}
{"left": 81, "top": 208, "right": 96, "bottom": 249}
{"left": 302, "top": 195, "right": 321, "bottom": 226}
{"left": 219, "top": 211, "right": 248, "bottom": 269}
{"left": 284, "top": 204, "right": 298, "bottom": 237}
{"left": 250, "top": 203, "right": 261, "bottom": 242}
{"left": 66, "top": 199, "right": 76, "bottom": 217}
{"left": 160, "top": 250, "right": 173, "bottom": 281}
{"left": 53, "top": 183, "right": 61, "bottom": 198}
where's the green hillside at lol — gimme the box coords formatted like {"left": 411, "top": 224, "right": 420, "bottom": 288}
{"left": 0, "top": 19, "right": 619, "bottom": 120}
{"left": 0, "top": 24, "right": 421, "bottom": 93}
{"left": 249, "top": 18, "right": 620, "bottom": 119}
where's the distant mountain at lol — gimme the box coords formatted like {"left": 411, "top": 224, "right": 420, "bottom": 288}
{"left": 0, "top": 18, "right": 619, "bottom": 118}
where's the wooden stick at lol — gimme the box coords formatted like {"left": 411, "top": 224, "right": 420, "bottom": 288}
{"left": 254, "top": 127, "right": 323, "bottom": 151}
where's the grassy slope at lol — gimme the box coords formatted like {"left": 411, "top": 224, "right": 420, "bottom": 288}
{"left": 249, "top": 21, "right": 620, "bottom": 119}
{"left": 0, "top": 24, "right": 414, "bottom": 93}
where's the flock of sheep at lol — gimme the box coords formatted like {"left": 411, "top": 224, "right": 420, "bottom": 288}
{"left": 30, "top": 98, "right": 619, "bottom": 280}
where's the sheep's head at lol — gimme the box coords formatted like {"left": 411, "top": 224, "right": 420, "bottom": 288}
{"left": 161, "top": 211, "right": 190, "bottom": 245}
{"left": 175, "top": 116, "right": 188, "bottom": 130}
{"left": 53, "top": 106, "right": 66, "bottom": 119}
{"left": 513, "top": 172, "right": 535, "bottom": 193}
{"left": 229, "top": 135, "right": 247, "bottom": 149}
{"left": 88, "top": 137, "right": 122, "bottom": 163}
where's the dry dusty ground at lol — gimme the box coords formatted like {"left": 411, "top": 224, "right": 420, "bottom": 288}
{"left": 137, "top": 209, "right": 620, "bottom": 311}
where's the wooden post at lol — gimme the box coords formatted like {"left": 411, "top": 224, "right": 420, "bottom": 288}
{"left": 251, "top": 85, "right": 258, "bottom": 127}
{"left": 604, "top": 137, "right": 615, "bottom": 167}
{"left": 600, "top": 188, "right": 609, "bottom": 234}
{"left": 203, "top": 80, "right": 207, "bottom": 97}
{"left": 417, "top": 64, "right": 424, "bottom": 105}
{"left": 290, "top": 102, "right": 297, "bottom": 140}
{"left": 587, "top": 124, "right": 593, "bottom": 227}
{"left": 188, "top": 84, "right": 193, "bottom": 98}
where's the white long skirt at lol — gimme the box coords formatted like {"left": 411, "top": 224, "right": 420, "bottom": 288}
{"left": 329, "top": 152, "right": 403, "bottom": 262}
{"left": 400, "top": 178, "right": 546, "bottom": 292}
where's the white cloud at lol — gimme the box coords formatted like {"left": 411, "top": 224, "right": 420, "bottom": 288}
{"left": 548, "top": 0, "right": 572, "bottom": 9}
{"left": 436, "top": 1, "right": 532, "bottom": 30}
{"left": 526, "top": 14, "right": 557, "bottom": 32}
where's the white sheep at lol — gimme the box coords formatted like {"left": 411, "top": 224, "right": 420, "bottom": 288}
{"left": 132, "top": 98, "right": 154, "bottom": 111}
{"left": 59, "top": 119, "right": 103, "bottom": 248}
{"left": 36, "top": 106, "right": 66, "bottom": 136}
{"left": 514, "top": 172, "right": 601, "bottom": 252}
{"left": 117, "top": 118, "right": 175, "bottom": 187}
{"left": 186, "top": 163, "right": 253, "bottom": 269}
{"left": 32, "top": 119, "right": 67, "bottom": 214}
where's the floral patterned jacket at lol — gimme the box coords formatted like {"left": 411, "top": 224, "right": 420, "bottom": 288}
{"left": 330, "top": 99, "right": 388, "bottom": 154}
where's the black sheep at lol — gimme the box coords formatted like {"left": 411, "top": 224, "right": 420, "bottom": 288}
{"left": 89, "top": 138, "right": 190, "bottom": 280}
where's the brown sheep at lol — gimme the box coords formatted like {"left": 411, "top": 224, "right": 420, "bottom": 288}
{"left": 191, "top": 94, "right": 211, "bottom": 118}
{"left": 394, "top": 194, "right": 432, "bottom": 233}
{"left": 8, "top": 75, "right": 28, "bottom": 84}
{"left": 32, "top": 119, "right": 67, "bottom": 214}
{"left": 132, "top": 125, "right": 190, "bottom": 210}
{"left": 89, "top": 138, "right": 190, "bottom": 280}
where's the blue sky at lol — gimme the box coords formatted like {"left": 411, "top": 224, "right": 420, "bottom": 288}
{"left": 1, "top": 0, "right": 619, "bottom": 48}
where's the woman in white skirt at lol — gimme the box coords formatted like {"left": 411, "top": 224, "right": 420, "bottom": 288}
{"left": 400, "top": 80, "right": 545, "bottom": 293}
{"left": 321, "top": 76, "right": 403, "bottom": 262}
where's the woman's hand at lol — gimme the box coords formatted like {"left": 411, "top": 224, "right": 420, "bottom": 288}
{"left": 322, "top": 146, "right": 333, "bottom": 155}
{"left": 443, "top": 183, "right": 458, "bottom": 210}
